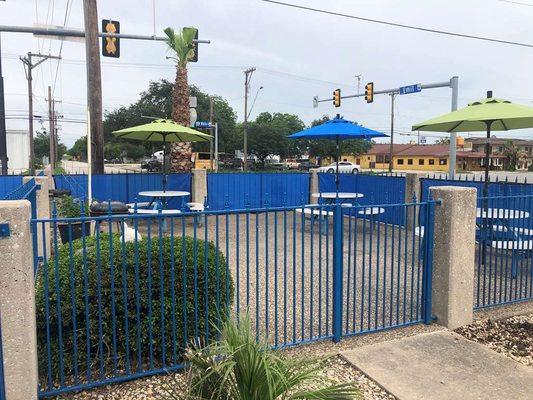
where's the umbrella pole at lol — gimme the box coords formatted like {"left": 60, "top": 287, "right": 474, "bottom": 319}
{"left": 163, "top": 134, "right": 167, "bottom": 192}
{"left": 481, "top": 121, "right": 493, "bottom": 266}
{"left": 483, "top": 122, "right": 493, "bottom": 198}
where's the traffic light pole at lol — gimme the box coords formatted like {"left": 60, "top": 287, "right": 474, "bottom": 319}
{"left": 314, "top": 76, "right": 459, "bottom": 176}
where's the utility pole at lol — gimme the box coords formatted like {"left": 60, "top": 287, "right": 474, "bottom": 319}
{"left": 209, "top": 96, "right": 214, "bottom": 170}
{"left": 20, "top": 52, "right": 61, "bottom": 174}
{"left": 243, "top": 67, "right": 255, "bottom": 171}
{"left": 449, "top": 76, "right": 459, "bottom": 178}
{"left": 48, "top": 86, "right": 55, "bottom": 170}
{"left": 389, "top": 93, "right": 395, "bottom": 173}
{"left": 0, "top": 33, "right": 7, "bottom": 175}
{"left": 83, "top": 0, "right": 104, "bottom": 174}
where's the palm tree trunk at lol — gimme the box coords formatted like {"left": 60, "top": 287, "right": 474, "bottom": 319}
{"left": 170, "top": 66, "right": 193, "bottom": 172}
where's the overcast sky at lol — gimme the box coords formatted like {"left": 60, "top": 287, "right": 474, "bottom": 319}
{"left": 1, "top": 0, "right": 532, "bottom": 147}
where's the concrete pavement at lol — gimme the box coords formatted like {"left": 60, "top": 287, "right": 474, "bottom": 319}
{"left": 342, "top": 331, "right": 533, "bottom": 400}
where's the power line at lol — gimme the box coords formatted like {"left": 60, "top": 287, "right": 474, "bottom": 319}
{"left": 498, "top": 0, "right": 533, "bottom": 6}
{"left": 260, "top": 0, "right": 533, "bottom": 48}
{"left": 52, "top": 0, "right": 74, "bottom": 95}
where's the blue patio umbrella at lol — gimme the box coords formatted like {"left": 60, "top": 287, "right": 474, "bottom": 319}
{"left": 288, "top": 115, "right": 388, "bottom": 193}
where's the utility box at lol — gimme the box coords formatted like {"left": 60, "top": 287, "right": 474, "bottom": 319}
{"left": 7, "top": 130, "right": 30, "bottom": 171}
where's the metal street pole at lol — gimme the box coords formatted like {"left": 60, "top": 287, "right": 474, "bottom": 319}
{"left": 209, "top": 96, "right": 214, "bottom": 170}
{"left": 48, "top": 86, "right": 55, "bottom": 170}
{"left": 214, "top": 122, "right": 219, "bottom": 172}
{"left": 243, "top": 67, "right": 255, "bottom": 171}
{"left": 389, "top": 93, "right": 395, "bottom": 173}
{"left": 0, "top": 33, "right": 7, "bottom": 175}
{"left": 449, "top": 76, "right": 459, "bottom": 178}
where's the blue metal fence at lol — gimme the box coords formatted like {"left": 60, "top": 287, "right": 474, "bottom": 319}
{"left": 32, "top": 197, "right": 436, "bottom": 397}
{"left": 54, "top": 173, "right": 191, "bottom": 205}
{"left": 207, "top": 173, "right": 309, "bottom": 210}
{"left": 420, "top": 177, "right": 533, "bottom": 201}
{"left": 474, "top": 194, "right": 533, "bottom": 309}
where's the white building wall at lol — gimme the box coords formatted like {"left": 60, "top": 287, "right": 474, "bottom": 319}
{"left": 7, "top": 130, "right": 30, "bottom": 170}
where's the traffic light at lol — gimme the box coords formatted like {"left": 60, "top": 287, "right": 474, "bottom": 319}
{"left": 102, "top": 19, "right": 120, "bottom": 58}
{"left": 184, "top": 27, "right": 199, "bottom": 62}
{"left": 332, "top": 88, "right": 341, "bottom": 107}
{"left": 365, "top": 82, "right": 374, "bottom": 103}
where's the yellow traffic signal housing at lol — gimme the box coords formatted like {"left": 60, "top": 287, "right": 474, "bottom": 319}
{"left": 365, "top": 82, "right": 374, "bottom": 103}
{"left": 333, "top": 88, "right": 341, "bottom": 107}
{"left": 102, "top": 19, "right": 120, "bottom": 58}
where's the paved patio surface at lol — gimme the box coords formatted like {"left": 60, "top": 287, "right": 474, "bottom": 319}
{"left": 342, "top": 330, "right": 533, "bottom": 400}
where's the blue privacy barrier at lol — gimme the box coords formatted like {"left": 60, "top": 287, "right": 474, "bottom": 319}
{"left": 420, "top": 178, "right": 533, "bottom": 201}
{"left": 207, "top": 173, "right": 309, "bottom": 210}
{"left": 318, "top": 173, "right": 406, "bottom": 225}
{"left": 54, "top": 173, "right": 191, "bottom": 206}
{"left": 474, "top": 195, "right": 533, "bottom": 309}
{"left": 32, "top": 199, "right": 436, "bottom": 397}
{"left": 0, "top": 175, "right": 23, "bottom": 199}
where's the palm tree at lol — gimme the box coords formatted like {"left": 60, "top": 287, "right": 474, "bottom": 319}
{"left": 164, "top": 27, "right": 197, "bottom": 172}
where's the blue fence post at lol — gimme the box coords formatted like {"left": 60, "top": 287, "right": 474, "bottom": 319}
{"left": 422, "top": 198, "right": 436, "bottom": 324}
{"left": 332, "top": 203, "right": 343, "bottom": 342}
{"left": 0, "top": 311, "right": 5, "bottom": 400}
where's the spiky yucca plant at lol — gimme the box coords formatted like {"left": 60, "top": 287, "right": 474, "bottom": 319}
{"left": 160, "top": 316, "right": 358, "bottom": 400}
{"left": 164, "top": 26, "right": 197, "bottom": 172}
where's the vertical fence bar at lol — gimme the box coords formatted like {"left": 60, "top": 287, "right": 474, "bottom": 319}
{"left": 422, "top": 200, "right": 436, "bottom": 324}
{"left": 332, "top": 204, "right": 343, "bottom": 342}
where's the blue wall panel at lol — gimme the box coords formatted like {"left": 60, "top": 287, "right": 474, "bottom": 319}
{"left": 0, "top": 176, "right": 23, "bottom": 199}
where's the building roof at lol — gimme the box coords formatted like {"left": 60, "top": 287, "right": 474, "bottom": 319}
{"left": 366, "top": 143, "right": 415, "bottom": 155}
{"left": 465, "top": 137, "right": 533, "bottom": 146}
{"left": 395, "top": 144, "right": 450, "bottom": 157}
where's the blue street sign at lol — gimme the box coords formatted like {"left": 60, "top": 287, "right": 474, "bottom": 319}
{"left": 195, "top": 121, "right": 212, "bottom": 129}
{"left": 399, "top": 84, "right": 422, "bottom": 95}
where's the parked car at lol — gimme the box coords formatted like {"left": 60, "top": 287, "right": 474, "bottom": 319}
{"left": 317, "top": 161, "right": 360, "bottom": 174}
{"left": 141, "top": 158, "right": 162, "bottom": 172}
{"left": 297, "top": 161, "right": 319, "bottom": 171}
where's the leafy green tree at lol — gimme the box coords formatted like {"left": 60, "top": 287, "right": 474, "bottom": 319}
{"left": 69, "top": 136, "right": 87, "bottom": 161}
{"left": 34, "top": 130, "right": 67, "bottom": 163}
{"left": 102, "top": 79, "right": 239, "bottom": 159}
{"left": 247, "top": 112, "right": 305, "bottom": 165}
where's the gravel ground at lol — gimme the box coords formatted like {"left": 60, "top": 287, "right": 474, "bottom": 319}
{"left": 456, "top": 313, "right": 533, "bottom": 367}
{"left": 56, "top": 355, "right": 396, "bottom": 400}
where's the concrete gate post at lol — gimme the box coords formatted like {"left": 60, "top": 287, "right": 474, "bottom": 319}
{"left": 429, "top": 186, "right": 477, "bottom": 329}
{"left": 309, "top": 169, "right": 318, "bottom": 204}
{"left": 192, "top": 169, "right": 207, "bottom": 204}
{"left": 0, "top": 200, "right": 39, "bottom": 400}
{"left": 404, "top": 172, "right": 425, "bottom": 230}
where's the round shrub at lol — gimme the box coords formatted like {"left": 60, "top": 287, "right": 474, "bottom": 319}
{"left": 35, "top": 233, "right": 233, "bottom": 385}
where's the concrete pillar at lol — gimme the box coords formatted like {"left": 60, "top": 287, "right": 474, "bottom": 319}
{"left": 405, "top": 172, "right": 426, "bottom": 230}
{"left": 23, "top": 176, "right": 51, "bottom": 259}
{"left": 0, "top": 200, "right": 39, "bottom": 400}
{"left": 309, "top": 169, "right": 318, "bottom": 204}
{"left": 192, "top": 169, "right": 207, "bottom": 204}
{"left": 429, "top": 186, "right": 477, "bottom": 329}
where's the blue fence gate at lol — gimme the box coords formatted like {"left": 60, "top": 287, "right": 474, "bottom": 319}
{"left": 31, "top": 196, "right": 436, "bottom": 397}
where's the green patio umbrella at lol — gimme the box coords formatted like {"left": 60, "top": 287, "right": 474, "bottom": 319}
{"left": 113, "top": 119, "right": 212, "bottom": 190}
{"left": 412, "top": 91, "right": 533, "bottom": 196}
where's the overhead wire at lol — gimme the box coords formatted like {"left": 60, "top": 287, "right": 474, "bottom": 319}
{"left": 260, "top": 0, "right": 533, "bottom": 48}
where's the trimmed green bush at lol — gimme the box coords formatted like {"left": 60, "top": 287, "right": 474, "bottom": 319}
{"left": 35, "top": 233, "right": 233, "bottom": 384}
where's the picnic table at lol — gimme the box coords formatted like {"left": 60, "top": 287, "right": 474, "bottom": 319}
{"left": 311, "top": 192, "right": 363, "bottom": 207}
{"left": 135, "top": 190, "right": 190, "bottom": 210}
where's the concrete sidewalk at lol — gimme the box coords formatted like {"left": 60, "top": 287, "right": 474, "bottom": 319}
{"left": 342, "top": 331, "right": 533, "bottom": 400}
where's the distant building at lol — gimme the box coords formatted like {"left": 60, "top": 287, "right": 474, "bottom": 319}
{"left": 7, "top": 130, "right": 30, "bottom": 171}
{"left": 465, "top": 137, "right": 533, "bottom": 171}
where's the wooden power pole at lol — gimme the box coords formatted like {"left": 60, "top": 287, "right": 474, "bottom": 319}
{"left": 242, "top": 67, "right": 255, "bottom": 171}
{"left": 83, "top": 0, "right": 104, "bottom": 174}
